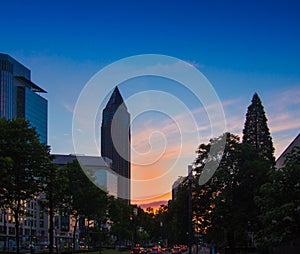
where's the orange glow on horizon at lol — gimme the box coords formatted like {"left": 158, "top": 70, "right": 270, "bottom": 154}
{"left": 132, "top": 192, "right": 172, "bottom": 207}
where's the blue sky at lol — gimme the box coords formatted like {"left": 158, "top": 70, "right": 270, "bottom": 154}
{"left": 1, "top": 0, "right": 300, "bottom": 203}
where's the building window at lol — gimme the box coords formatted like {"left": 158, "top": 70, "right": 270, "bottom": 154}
{"left": 0, "top": 226, "right": 5, "bottom": 234}
{"left": 9, "top": 227, "right": 15, "bottom": 235}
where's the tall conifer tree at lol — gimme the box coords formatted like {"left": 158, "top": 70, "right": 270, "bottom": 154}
{"left": 242, "top": 93, "right": 275, "bottom": 163}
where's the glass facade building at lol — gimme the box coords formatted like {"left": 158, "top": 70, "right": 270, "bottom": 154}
{"left": 0, "top": 58, "right": 14, "bottom": 118}
{"left": 0, "top": 53, "right": 48, "bottom": 143}
{"left": 101, "top": 87, "right": 131, "bottom": 203}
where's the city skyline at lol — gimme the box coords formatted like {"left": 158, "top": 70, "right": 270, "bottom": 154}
{"left": 1, "top": 0, "right": 300, "bottom": 205}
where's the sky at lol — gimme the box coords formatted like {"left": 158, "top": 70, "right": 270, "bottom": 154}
{"left": 1, "top": 0, "right": 300, "bottom": 205}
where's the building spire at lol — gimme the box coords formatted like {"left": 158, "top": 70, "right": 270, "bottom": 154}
{"left": 106, "top": 86, "right": 127, "bottom": 110}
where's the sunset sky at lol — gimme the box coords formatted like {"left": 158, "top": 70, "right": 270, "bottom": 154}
{"left": 1, "top": 0, "right": 300, "bottom": 205}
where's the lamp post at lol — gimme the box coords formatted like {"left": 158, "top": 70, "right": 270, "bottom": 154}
{"left": 132, "top": 207, "right": 138, "bottom": 247}
{"left": 30, "top": 219, "right": 33, "bottom": 245}
{"left": 99, "top": 223, "right": 103, "bottom": 254}
{"left": 20, "top": 223, "right": 23, "bottom": 248}
{"left": 3, "top": 209, "right": 7, "bottom": 251}
{"left": 160, "top": 222, "right": 163, "bottom": 246}
{"left": 188, "top": 165, "right": 193, "bottom": 254}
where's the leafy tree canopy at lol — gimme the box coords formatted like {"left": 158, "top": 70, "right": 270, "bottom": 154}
{"left": 0, "top": 117, "right": 52, "bottom": 253}
{"left": 255, "top": 146, "right": 300, "bottom": 248}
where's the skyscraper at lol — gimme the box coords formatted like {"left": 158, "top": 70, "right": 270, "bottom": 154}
{"left": 0, "top": 53, "right": 47, "bottom": 143}
{"left": 101, "top": 86, "right": 131, "bottom": 202}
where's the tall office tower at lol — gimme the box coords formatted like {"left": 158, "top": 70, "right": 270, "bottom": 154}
{"left": 0, "top": 53, "right": 47, "bottom": 143}
{"left": 101, "top": 87, "right": 131, "bottom": 202}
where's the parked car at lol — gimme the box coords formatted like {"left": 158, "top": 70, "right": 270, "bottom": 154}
{"left": 151, "top": 246, "right": 162, "bottom": 254}
{"left": 131, "top": 247, "right": 146, "bottom": 254}
{"left": 171, "top": 246, "right": 182, "bottom": 254}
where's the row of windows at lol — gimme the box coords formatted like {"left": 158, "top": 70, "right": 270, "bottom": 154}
{"left": 0, "top": 226, "right": 16, "bottom": 235}
{"left": 0, "top": 227, "right": 44, "bottom": 236}
{"left": 0, "top": 71, "right": 13, "bottom": 118}
{"left": 25, "top": 87, "right": 48, "bottom": 143}
{"left": 0, "top": 74, "right": 47, "bottom": 143}
{"left": 0, "top": 220, "right": 46, "bottom": 229}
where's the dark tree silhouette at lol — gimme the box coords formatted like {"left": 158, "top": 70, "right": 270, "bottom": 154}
{"left": 193, "top": 133, "right": 271, "bottom": 253}
{"left": 55, "top": 159, "right": 108, "bottom": 253}
{"left": 0, "top": 118, "right": 52, "bottom": 254}
{"left": 255, "top": 146, "right": 300, "bottom": 249}
{"left": 242, "top": 93, "right": 275, "bottom": 163}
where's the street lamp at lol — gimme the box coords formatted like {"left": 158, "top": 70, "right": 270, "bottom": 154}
{"left": 132, "top": 207, "right": 138, "bottom": 247}
{"left": 3, "top": 209, "right": 7, "bottom": 251}
{"left": 30, "top": 219, "right": 33, "bottom": 245}
{"left": 160, "top": 222, "right": 163, "bottom": 246}
{"left": 20, "top": 222, "right": 23, "bottom": 248}
{"left": 188, "top": 165, "right": 193, "bottom": 254}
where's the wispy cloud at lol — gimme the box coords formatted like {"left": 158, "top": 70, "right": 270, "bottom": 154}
{"left": 62, "top": 102, "right": 74, "bottom": 113}
{"left": 131, "top": 97, "right": 235, "bottom": 200}
{"left": 277, "top": 87, "right": 300, "bottom": 104}
{"left": 269, "top": 113, "right": 300, "bottom": 133}
{"left": 131, "top": 97, "right": 244, "bottom": 170}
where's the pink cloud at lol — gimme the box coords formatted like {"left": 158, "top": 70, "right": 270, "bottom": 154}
{"left": 279, "top": 87, "right": 300, "bottom": 104}
{"left": 269, "top": 115, "right": 300, "bottom": 133}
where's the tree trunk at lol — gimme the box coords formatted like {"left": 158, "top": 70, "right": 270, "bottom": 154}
{"left": 72, "top": 215, "right": 78, "bottom": 253}
{"left": 49, "top": 196, "right": 54, "bottom": 254}
{"left": 15, "top": 207, "right": 20, "bottom": 254}
{"left": 3, "top": 209, "right": 7, "bottom": 251}
{"left": 227, "top": 231, "right": 236, "bottom": 254}
{"left": 98, "top": 219, "right": 102, "bottom": 254}
{"left": 87, "top": 218, "right": 90, "bottom": 250}
{"left": 49, "top": 167, "right": 54, "bottom": 254}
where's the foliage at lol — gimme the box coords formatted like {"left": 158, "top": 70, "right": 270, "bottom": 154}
{"left": 255, "top": 146, "right": 300, "bottom": 248}
{"left": 242, "top": 93, "right": 275, "bottom": 163}
{"left": 55, "top": 159, "right": 108, "bottom": 217}
{"left": 108, "top": 197, "right": 131, "bottom": 243}
{"left": 193, "top": 133, "right": 271, "bottom": 253}
{"left": 0, "top": 117, "right": 52, "bottom": 253}
{"left": 0, "top": 156, "right": 13, "bottom": 208}
{"left": 55, "top": 159, "right": 108, "bottom": 251}
{"left": 193, "top": 133, "right": 240, "bottom": 249}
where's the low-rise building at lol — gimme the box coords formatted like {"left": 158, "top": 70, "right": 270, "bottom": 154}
{"left": 276, "top": 133, "right": 300, "bottom": 169}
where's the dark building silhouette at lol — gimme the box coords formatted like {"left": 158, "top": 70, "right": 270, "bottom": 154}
{"left": 101, "top": 86, "right": 131, "bottom": 202}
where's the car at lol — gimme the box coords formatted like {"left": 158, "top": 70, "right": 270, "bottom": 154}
{"left": 179, "top": 245, "right": 187, "bottom": 252}
{"left": 151, "top": 246, "right": 162, "bottom": 254}
{"left": 131, "top": 247, "right": 145, "bottom": 254}
{"left": 171, "top": 246, "right": 182, "bottom": 254}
